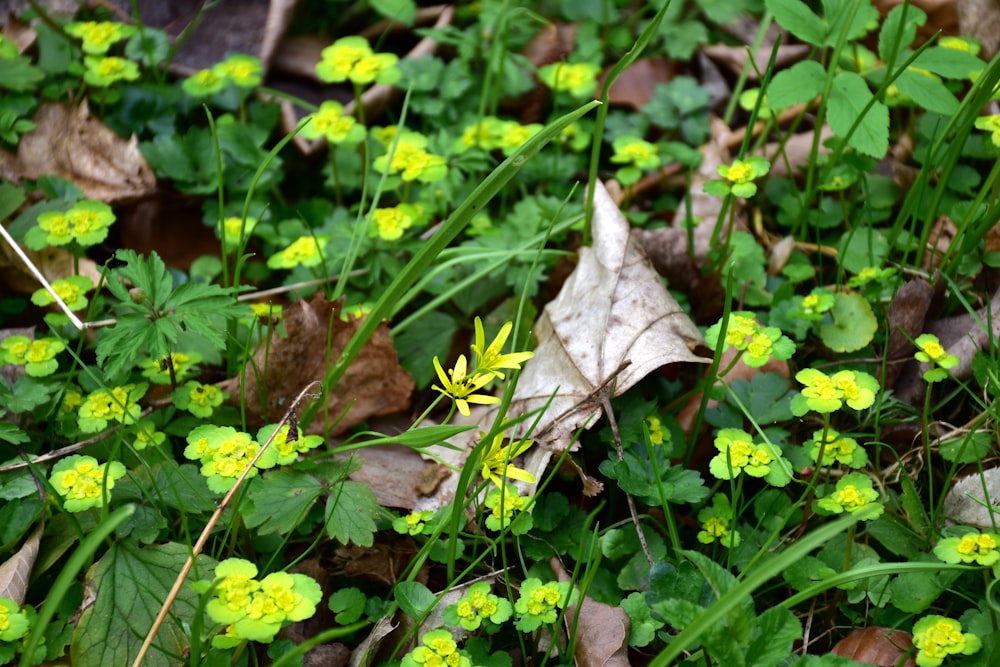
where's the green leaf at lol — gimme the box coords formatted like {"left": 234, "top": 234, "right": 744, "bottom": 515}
{"left": 72, "top": 541, "right": 215, "bottom": 667}
{"left": 370, "top": 0, "right": 417, "bottom": 25}
{"left": 394, "top": 581, "right": 436, "bottom": 621}
{"left": 328, "top": 587, "right": 367, "bottom": 624}
{"left": 912, "top": 46, "right": 984, "bottom": 79}
{"left": 728, "top": 373, "right": 796, "bottom": 425}
{"left": 394, "top": 310, "right": 457, "bottom": 387}
{"left": 0, "top": 55, "right": 45, "bottom": 92}
{"left": 324, "top": 480, "right": 378, "bottom": 547}
{"left": 243, "top": 471, "right": 323, "bottom": 535}
{"left": 621, "top": 591, "right": 664, "bottom": 647}
{"left": 867, "top": 514, "right": 924, "bottom": 559}
{"left": 766, "top": 60, "right": 826, "bottom": 109}
{"left": 878, "top": 3, "right": 925, "bottom": 64}
{"left": 889, "top": 568, "right": 945, "bottom": 613}
{"left": 746, "top": 607, "right": 802, "bottom": 667}
{"left": 5, "top": 376, "right": 56, "bottom": 413}
{"left": 818, "top": 291, "right": 878, "bottom": 352}
{"left": 114, "top": 463, "right": 216, "bottom": 514}
{"left": 0, "top": 181, "right": 26, "bottom": 220}
{"left": 822, "top": 0, "right": 877, "bottom": 45}
{"left": 939, "top": 430, "right": 993, "bottom": 463}
{"left": 839, "top": 226, "right": 889, "bottom": 273}
{"left": 0, "top": 421, "right": 28, "bottom": 445}
{"left": 139, "top": 129, "right": 217, "bottom": 194}
{"left": 894, "top": 68, "right": 959, "bottom": 114}
{"left": 766, "top": 0, "right": 826, "bottom": 46}
{"left": 828, "top": 71, "right": 888, "bottom": 158}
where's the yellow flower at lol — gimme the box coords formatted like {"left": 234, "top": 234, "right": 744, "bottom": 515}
{"left": 431, "top": 355, "right": 499, "bottom": 416}
{"left": 471, "top": 317, "right": 533, "bottom": 381}
{"left": 480, "top": 432, "right": 535, "bottom": 488}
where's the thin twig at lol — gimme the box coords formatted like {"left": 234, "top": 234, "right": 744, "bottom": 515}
{"left": 131, "top": 381, "right": 321, "bottom": 667}
{"left": 599, "top": 391, "right": 654, "bottom": 568}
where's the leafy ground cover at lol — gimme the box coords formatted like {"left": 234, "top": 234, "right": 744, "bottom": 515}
{"left": 1, "top": 0, "right": 1000, "bottom": 666}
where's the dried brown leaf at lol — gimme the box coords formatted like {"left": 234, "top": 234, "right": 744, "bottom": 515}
{"left": 600, "top": 57, "right": 677, "bottom": 110}
{"left": 880, "top": 278, "right": 934, "bottom": 394}
{"left": 220, "top": 292, "right": 414, "bottom": 435}
{"left": 702, "top": 44, "right": 811, "bottom": 79}
{"left": 0, "top": 102, "right": 156, "bottom": 203}
{"left": 0, "top": 523, "right": 42, "bottom": 606}
{"left": 945, "top": 468, "right": 1000, "bottom": 528}
{"left": 552, "top": 558, "right": 630, "bottom": 667}
{"left": 103, "top": 0, "right": 297, "bottom": 74}
{"left": 831, "top": 627, "right": 916, "bottom": 667}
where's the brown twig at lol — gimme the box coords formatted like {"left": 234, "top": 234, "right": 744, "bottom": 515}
{"left": 131, "top": 381, "right": 321, "bottom": 667}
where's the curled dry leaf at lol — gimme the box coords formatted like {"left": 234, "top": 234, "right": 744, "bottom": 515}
{"left": 412, "top": 181, "right": 706, "bottom": 509}
{"left": 832, "top": 627, "right": 916, "bottom": 667}
{"left": 500, "top": 180, "right": 706, "bottom": 489}
{"left": 551, "top": 558, "right": 630, "bottom": 667}
{"left": 0, "top": 102, "right": 156, "bottom": 204}
{"left": 0, "top": 523, "right": 43, "bottom": 606}
{"left": 944, "top": 468, "right": 1000, "bottom": 528}
{"left": 220, "top": 292, "right": 414, "bottom": 435}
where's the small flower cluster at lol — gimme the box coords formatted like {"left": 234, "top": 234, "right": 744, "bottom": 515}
{"left": 370, "top": 203, "right": 425, "bottom": 242}
{"left": 537, "top": 62, "right": 600, "bottom": 98}
{"left": 610, "top": 135, "right": 661, "bottom": 185}
{"left": 911, "top": 615, "right": 982, "bottom": 667}
{"left": 479, "top": 433, "right": 535, "bottom": 489}
{"left": 432, "top": 317, "right": 533, "bottom": 417}
{"left": 914, "top": 333, "right": 958, "bottom": 383}
{"left": 78, "top": 383, "right": 147, "bottom": 432}
{"left": 443, "top": 581, "right": 513, "bottom": 632}
{"left": 316, "top": 36, "right": 400, "bottom": 86}
{"left": 267, "top": 235, "right": 329, "bottom": 270}
{"left": 173, "top": 381, "right": 226, "bottom": 418}
{"left": 373, "top": 132, "right": 448, "bottom": 183}
{"left": 255, "top": 423, "right": 323, "bottom": 465}
{"left": 814, "top": 472, "right": 883, "bottom": 520}
{"left": 513, "top": 578, "right": 578, "bottom": 632}
{"left": 130, "top": 419, "right": 166, "bottom": 451}
{"left": 0, "top": 596, "right": 30, "bottom": 661}
{"left": 790, "top": 368, "right": 879, "bottom": 415}
{"left": 789, "top": 288, "right": 836, "bottom": 321}
{"left": 709, "top": 428, "right": 791, "bottom": 486}
{"left": 200, "top": 558, "right": 321, "bottom": 647}
{"left": 83, "top": 55, "right": 139, "bottom": 87}
{"left": 184, "top": 54, "right": 262, "bottom": 96}
{"left": 141, "top": 352, "right": 201, "bottom": 384}
{"left": 933, "top": 530, "right": 1000, "bottom": 566}
{"left": 0, "top": 335, "right": 65, "bottom": 377}
{"left": 847, "top": 266, "right": 896, "bottom": 288}
{"left": 64, "top": 21, "right": 140, "bottom": 87}
{"left": 219, "top": 216, "right": 257, "bottom": 249}
{"left": 393, "top": 510, "right": 435, "bottom": 536}
{"left": 300, "top": 101, "right": 366, "bottom": 145}
{"left": 483, "top": 483, "right": 532, "bottom": 533}
{"left": 184, "top": 425, "right": 278, "bottom": 493}
{"left": 807, "top": 428, "right": 868, "bottom": 468}
{"left": 65, "top": 21, "right": 136, "bottom": 54}
{"left": 975, "top": 114, "right": 1000, "bottom": 148}
{"left": 31, "top": 275, "right": 95, "bottom": 312}
{"left": 697, "top": 494, "right": 740, "bottom": 548}
{"left": 401, "top": 628, "right": 471, "bottom": 667}
{"left": 49, "top": 455, "right": 127, "bottom": 512}
{"left": 704, "top": 156, "right": 771, "bottom": 198}
{"left": 28, "top": 200, "right": 116, "bottom": 248}
{"left": 703, "top": 312, "right": 795, "bottom": 368}
{"left": 455, "top": 116, "right": 542, "bottom": 156}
